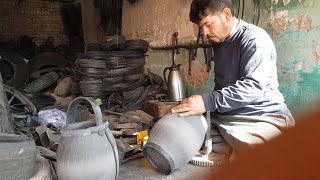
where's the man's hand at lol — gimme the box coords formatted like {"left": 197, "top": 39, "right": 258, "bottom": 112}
{"left": 171, "top": 95, "right": 206, "bottom": 117}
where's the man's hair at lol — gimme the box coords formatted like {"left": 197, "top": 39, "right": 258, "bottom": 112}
{"left": 190, "top": 0, "right": 235, "bottom": 24}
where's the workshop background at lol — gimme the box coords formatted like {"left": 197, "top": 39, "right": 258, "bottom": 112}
{"left": 0, "top": 0, "right": 320, "bottom": 179}
{"left": 121, "top": 0, "right": 320, "bottom": 117}
{"left": 0, "top": 0, "right": 319, "bottom": 116}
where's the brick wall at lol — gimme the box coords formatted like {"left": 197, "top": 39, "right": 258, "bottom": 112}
{"left": 0, "top": 0, "right": 69, "bottom": 46}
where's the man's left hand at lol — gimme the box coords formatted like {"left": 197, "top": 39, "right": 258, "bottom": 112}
{"left": 171, "top": 95, "right": 206, "bottom": 117}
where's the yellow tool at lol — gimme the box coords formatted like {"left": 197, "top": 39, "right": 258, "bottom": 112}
{"left": 136, "top": 130, "right": 149, "bottom": 145}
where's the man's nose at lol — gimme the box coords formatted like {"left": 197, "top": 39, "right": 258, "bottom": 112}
{"left": 202, "top": 27, "right": 209, "bottom": 40}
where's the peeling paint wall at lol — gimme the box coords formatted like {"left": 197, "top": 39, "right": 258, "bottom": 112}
{"left": 122, "top": 0, "right": 320, "bottom": 116}
{"left": 259, "top": 0, "right": 320, "bottom": 115}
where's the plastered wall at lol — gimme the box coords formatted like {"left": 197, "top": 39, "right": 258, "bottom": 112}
{"left": 122, "top": 0, "right": 197, "bottom": 46}
{"left": 122, "top": 0, "right": 214, "bottom": 97}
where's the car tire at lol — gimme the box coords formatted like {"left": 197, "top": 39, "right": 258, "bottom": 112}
{"left": 23, "top": 72, "right": 60, "bottom": 93}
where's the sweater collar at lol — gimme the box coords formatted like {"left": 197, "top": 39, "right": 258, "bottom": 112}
{"left": 228, "top": 18, "right": 240, "bottom": 40}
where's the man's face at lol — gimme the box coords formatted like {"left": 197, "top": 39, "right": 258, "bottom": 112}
{"left": 199, "top": 13, "right": 229, "bottom": 43}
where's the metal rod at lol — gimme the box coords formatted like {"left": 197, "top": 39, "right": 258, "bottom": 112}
{"left": 204, "top": 111, "right": 212, "bottom": 155}
{"left": 236, "top": 0, "right": 241, "bottom": 18}
{"left": 241, "top": 0, "right": 245, "bottom": 19}
{"left": 151, "top": 43, "right": 212, "bottom": 51}
{"left": 193, "top": 27, "right": 202, "bottom": 58}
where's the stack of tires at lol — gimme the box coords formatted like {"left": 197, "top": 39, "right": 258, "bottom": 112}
{"left": 73, "top": 36, "right": 150, "bottom": 100}
{"left": 0, "top": 50, "right": 70, "bottom": 111}
{"left": 0, "top": 50, "right": 69, "bottom": 92}
{"left": 22, "top": 52, "right": 69, "bottom": 94}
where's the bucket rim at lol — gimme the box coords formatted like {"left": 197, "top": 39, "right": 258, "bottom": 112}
{"left": 60, "top": 121, "right": 109, "bottom": 137}
{"left": 143, "top": 142, "right": 175, "bottom": 175}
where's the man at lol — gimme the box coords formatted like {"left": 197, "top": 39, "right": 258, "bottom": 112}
{"left": 172, "top": 0, "right": 295, "bottom": 158}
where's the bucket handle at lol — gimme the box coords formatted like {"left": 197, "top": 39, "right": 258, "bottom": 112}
{"left": 66, "top": 97, "right": 103, "bottom": 126}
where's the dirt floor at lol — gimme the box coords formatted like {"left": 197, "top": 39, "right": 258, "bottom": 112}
{"left": 119, "top": 157, "right": 216, "bottom": 180}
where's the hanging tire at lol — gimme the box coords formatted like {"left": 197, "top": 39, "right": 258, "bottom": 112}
{"left": 0, "top": 133, "right": 37, "bottom": 180}
{"left": 23, "top": 72, "right": 60, "bottom": 93}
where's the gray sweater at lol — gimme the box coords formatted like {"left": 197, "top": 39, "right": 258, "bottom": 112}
{"left": 202, "top": 19, "right": 290, "bottom": 115}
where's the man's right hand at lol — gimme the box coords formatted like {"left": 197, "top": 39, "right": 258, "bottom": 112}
{"left": 171, "top": 95, "right": 206, "bottom": 117}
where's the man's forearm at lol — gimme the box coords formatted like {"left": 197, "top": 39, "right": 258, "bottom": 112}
{"left": 202, "top": 77, "right": 264, "bottom": 113}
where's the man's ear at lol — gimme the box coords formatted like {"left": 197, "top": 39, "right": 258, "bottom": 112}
{"left": 222, "top": 8, "right": 232, "bottom": 21}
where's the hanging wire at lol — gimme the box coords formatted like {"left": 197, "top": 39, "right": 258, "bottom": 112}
{"left": 94, "top": 0, "right": 123, "bottom": 36}
{"left": 234, "top": 0, "right": 260, "bottom": 25}
{"left": 253, "top": 0, "right": 260, "bottom": 25}
{"left": 241, "top": 0, "right": 245, "bottom": 19}
{"left": 236, "top": 0, "right": 241, "bottom": 18}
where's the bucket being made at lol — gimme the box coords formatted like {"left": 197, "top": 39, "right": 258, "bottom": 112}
{"left": 56, "top": 97, "right": 119, "bottom": 180}
{"left": 143, "top": 113, "right": 208, "bottom": 175}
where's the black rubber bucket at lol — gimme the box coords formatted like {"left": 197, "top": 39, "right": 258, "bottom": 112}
{"left": 56, "top": 97, "right": 119, "bottom": 180}
{"left": 143, "top": 113, "right": 208, "bottom": 175}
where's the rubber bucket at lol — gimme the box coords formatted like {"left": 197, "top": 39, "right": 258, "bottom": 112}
{"left": 143, "top": 113, "right": 208, "bottom": 175}
{"left": 56, "top": 97, "right": 119, "bottom": 180}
